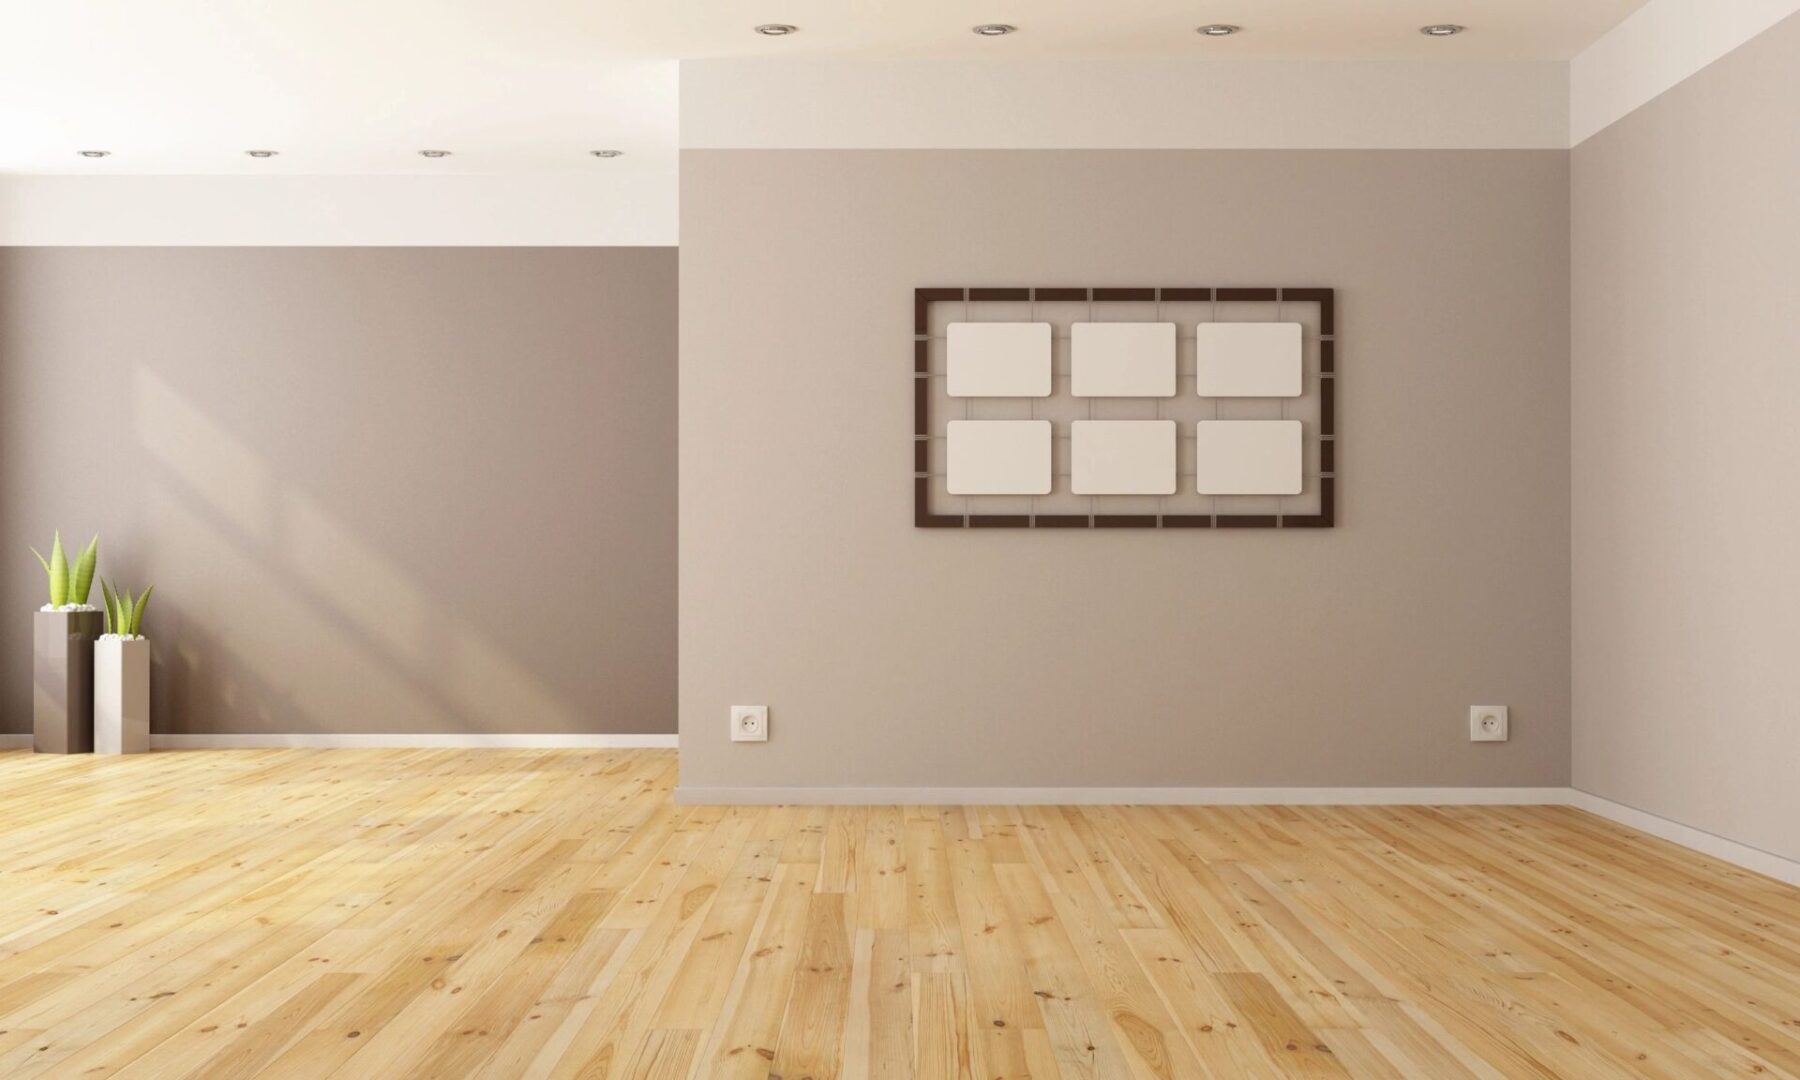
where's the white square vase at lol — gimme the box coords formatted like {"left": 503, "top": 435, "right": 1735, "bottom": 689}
{"left": 94, "top": 636, "right": 150, "bottom": 755}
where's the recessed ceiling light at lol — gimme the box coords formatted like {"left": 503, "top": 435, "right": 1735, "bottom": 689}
{"left": 418, "top": 149, "right": 452, "bottom": 158}
{"left": 244, "top": 150, "right": 279, "bottom": 158}
{"left": 1197, "top": 24, "right": 1240, "bottom": 37}
{"left": 1420, "top": 24, "right": 1465, "bottom": 36}
{"left": 972, "top": 23, "right": 1016, "bottom": 36}
{"left": 589, "top": 149, "right": 624, "bottom": 158}
{"left": 77, "top": 150, "right": 110, "bottom": 158}
{"left": 754, "top": 23, "right": 797, "bottom": 36}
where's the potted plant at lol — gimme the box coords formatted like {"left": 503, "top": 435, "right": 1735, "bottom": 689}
{"left": 95, "top": 580, "right": 154, "bottom": 755}
{"left": 30, "top": 532, "right": 102, "bottom": 753}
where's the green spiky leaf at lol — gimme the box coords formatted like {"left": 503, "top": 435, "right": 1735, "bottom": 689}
{"left": 71, "top": 535, "right": 99, "bottom": 606}
{"left": 47, "top": 532, "right": 69, "bottom": 608}
{"left": 130, "top": 586, "right": 153, "bottom": 638}
{"left": 107, "top": 579, "right": 127, "bottom": 636}
{"left": 100, "top": 579, "right": 117, "bottom": 635}
{"left": 31, "top": 547, "right": 53, "bottom": 606}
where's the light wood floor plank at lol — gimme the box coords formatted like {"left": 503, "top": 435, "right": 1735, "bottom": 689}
{"left": 770, "top": 891, "right": 854, "bottom": 1080}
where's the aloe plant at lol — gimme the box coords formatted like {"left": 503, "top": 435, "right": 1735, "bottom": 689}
{"left": 30, "top": 532, "right": 99, "bottom": 608}
{"left": 101, "top": 579, "right": 154, "bottom": 638}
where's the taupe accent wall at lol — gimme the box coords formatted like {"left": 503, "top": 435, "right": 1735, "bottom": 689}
{"left": 1, "top": 247, "right": 677, "bottom": 736}
{"left": 680, "top": 149, "right": 1571, "bottom": 793}
{"left": 1573, "top": 12, "right": 1800, "bottom": 860}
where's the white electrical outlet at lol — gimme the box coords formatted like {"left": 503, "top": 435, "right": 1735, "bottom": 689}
{"left": 730, "top": 705, "right": 768, "bottom": 743}
{"left": 1469, "top": 706, "right": 1509, "bottom": 742}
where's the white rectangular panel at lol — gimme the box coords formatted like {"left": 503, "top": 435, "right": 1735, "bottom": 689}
{"left": 1195, "top": 322, "right": 1303, "bottom": 397}
{"left": 947, "top": 322, "right": 1051, "bottom": 397}
{"left": 947, "top": 420, "right": 1052, "bottom": 495}
{"left": 1195, "top": 420, "right": 1303, "bottom": 495}
{"left": 1071, "top": 421, "right": 1176, "bottom": 495}
{"left": 1071, "top": 322, "right": 1176, "bottom": 397}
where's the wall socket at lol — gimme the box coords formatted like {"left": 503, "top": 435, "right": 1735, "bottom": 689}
{"left": 730, "top": 705, "right": 768, "bottom": 742}
{"left": 1469, "top": 706, "right": 1509, "bottom": 742}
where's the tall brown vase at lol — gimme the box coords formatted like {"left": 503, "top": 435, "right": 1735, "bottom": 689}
{"left": 34, "top": 609, "right": 104, "bottom": 753}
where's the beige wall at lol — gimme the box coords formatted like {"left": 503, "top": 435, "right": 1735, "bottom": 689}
{"left": 680, "top": 149, "right": 1571, "bottom": 793}
{"left": 1, "top": 247, "right": 677, "bottom": 736}
{"left": 1572, "top": 13, "right": 1800, "bottom": 859}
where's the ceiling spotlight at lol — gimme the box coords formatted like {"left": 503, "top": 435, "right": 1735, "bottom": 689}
{"left": 244, "top": 149, "right": 279, "bottom": 158}
{"left": 589, "top": 149, "right": 624, "bottom": 158}
{"left": 754, "top": 23, "right": 797, "bottom": 36}
{"left": 77, "top": 150, "right": 111, "bottom": 158}
{"left": 417, "top": 149, "right": 452, "bottom": 158}
{"left": 1197, "top": 24, "right": 1240, "bottom": 36}
{"left": 972, "top": 23, "right": 1016, "bottom": 36}
{"left": 1420, "top": 24, "right": 1465, "bottom": 36}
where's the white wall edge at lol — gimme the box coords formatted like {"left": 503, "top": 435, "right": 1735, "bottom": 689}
{"left": 146, "top": 732, "right": 678, "bottom": 749}
{"left": 682, "top": 57, "right": 1569, "bottom": 150}
{"left": 0, "top": 173, "right": 680, "bottom": 246}
{"left": 1570, "top": 0, "right": 1800, "bottom": 144}
{"left": 1567, "top": 789, "right": 1800, "bottom": 887}
{"left": 675, "top": 785, "right": 1569, "bottom": 806}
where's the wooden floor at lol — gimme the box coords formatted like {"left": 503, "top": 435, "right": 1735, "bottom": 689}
{"left": 0, "top": 750, "right": 1794, "bottom": 1078}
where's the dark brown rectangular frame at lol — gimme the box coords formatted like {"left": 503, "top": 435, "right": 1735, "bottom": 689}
{"left": 915, "top": 286, "right": 1336, "bottom": 529}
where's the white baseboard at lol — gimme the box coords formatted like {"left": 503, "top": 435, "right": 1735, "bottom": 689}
{"left": 4, "top": 740, "right": 1788, "bottom": 886}
{"left": 674, "top": 785, "right": 1569, "bottom": 807}
{"left": 680, "top": 783, "right": 1796, "bottom": 886}
{"left": 1566, "top": 789, "right": 1800, "bottom": 887}
{"left": 147, "top": 732, "right": 678, "bottom": 749}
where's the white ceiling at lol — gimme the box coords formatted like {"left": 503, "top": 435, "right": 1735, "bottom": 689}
{"left": 2, "top": 1, "right": 1650, "bottom": 176}
{"left": 659, "top": 0, "right": 1651, "bottom": 60}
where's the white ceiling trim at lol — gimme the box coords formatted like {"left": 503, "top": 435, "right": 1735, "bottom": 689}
{"left": 0, "top": 173, "right": 677, "bottom": 246}
{"left": 680, "top": 58, "right": 1571, "bottom": 150}
{"left": 1570, "top": 0, "right": 1800, "bottom": 143}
